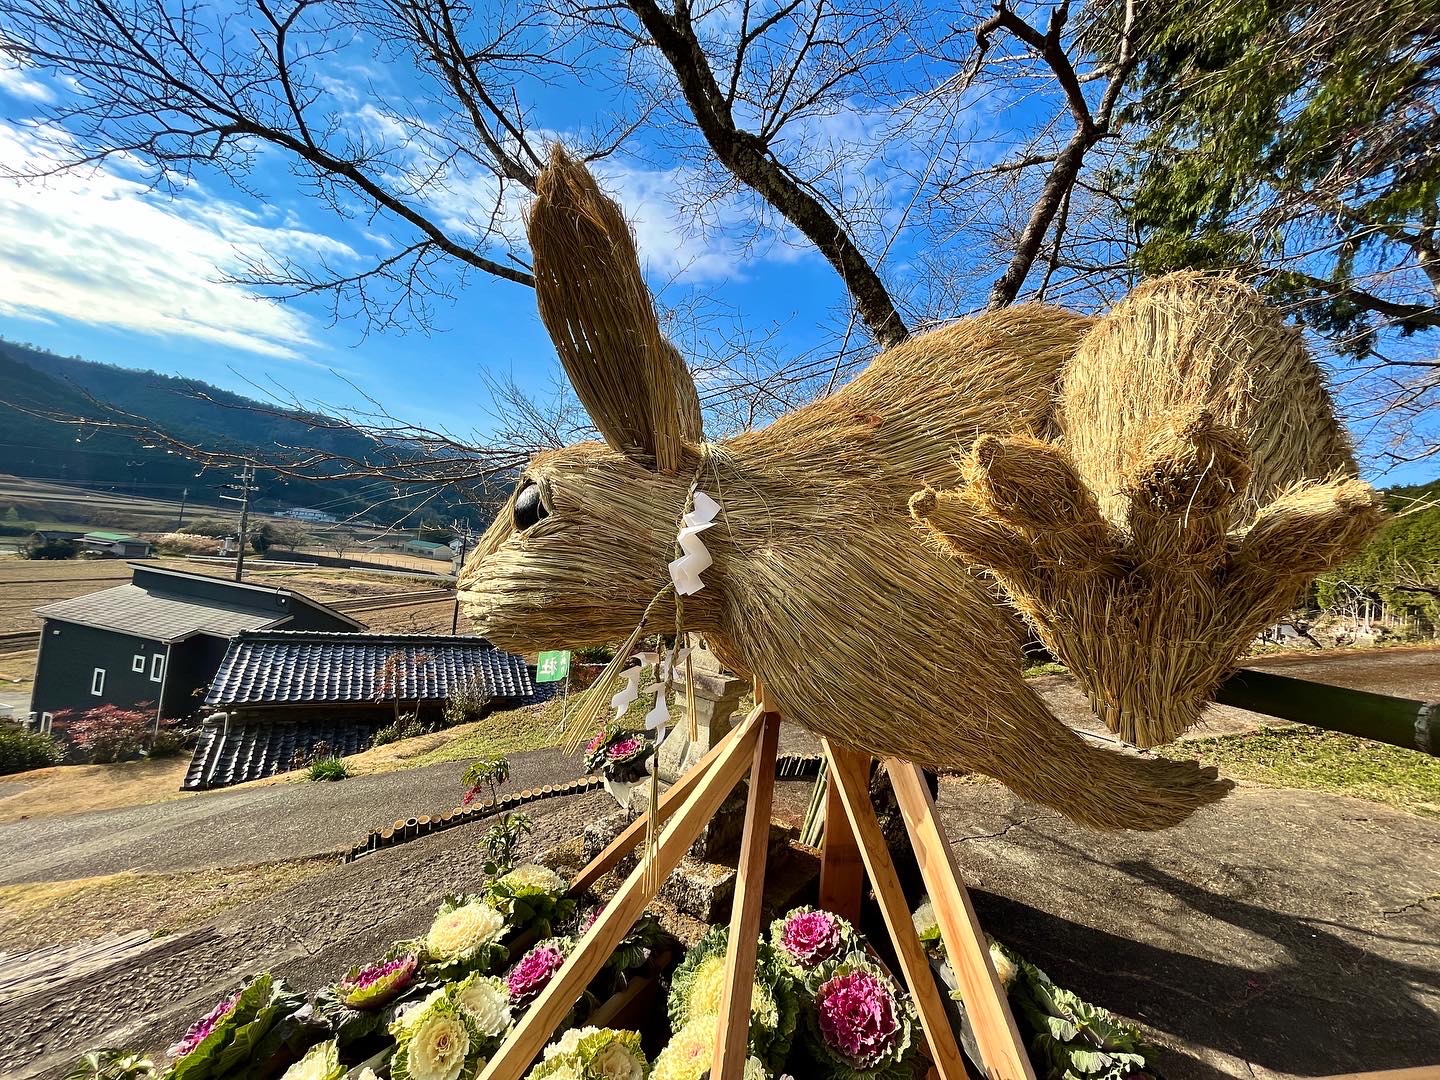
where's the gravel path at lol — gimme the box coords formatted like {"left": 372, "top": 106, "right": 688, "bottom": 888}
{"left": 0, "top": 748, "right": 581, "bottom": 886}
{"left": 1, "top": 785, "right": 611, "bottom": 1079}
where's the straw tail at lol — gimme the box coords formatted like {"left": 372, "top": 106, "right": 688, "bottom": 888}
{"left": 980, "top": 698, "right": 1234, "bottom": 831}
{"left": 526, "top": 146, "right": 702, "bottom": 473}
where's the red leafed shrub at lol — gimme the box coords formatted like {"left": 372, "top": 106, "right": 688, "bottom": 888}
{"left": 57, "top": 702, "right": 157, "bottom": 763}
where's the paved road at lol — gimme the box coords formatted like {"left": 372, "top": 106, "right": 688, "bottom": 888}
{"left": 0, "top": 748, "right": 580, "bottom": 886}
{"left": 4, "top": 647, "right": 1438, "bottom": 888}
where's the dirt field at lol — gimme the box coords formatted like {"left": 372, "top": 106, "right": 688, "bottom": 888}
{"left": 0, "top": 557, "right": 450, "bottom": 635}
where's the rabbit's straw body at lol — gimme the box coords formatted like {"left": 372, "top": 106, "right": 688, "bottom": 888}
{"left": 460, "top": 304, "right": 1234, "bottom": 831}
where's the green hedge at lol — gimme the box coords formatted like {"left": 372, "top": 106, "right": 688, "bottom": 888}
{"left": 0, "top": 726, "right": 62, "bottom": 774}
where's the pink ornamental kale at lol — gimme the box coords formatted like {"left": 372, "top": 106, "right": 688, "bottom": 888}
{"left": 780, "top": 910, "right": 847, "bottom": 967}
{"left": 815, "top": 970, "right": 903, "bottom": 1068}
{"left": 168, "top": 991, "right": 240, "bottom": 1058}
{"left": 585, "top": 729, "right": 608, "bottom": 755}
{"left": 506, "top": 943, "right": 567, "bottom": 1004}
{"left": 336, "top": 954, "right": 417, "bottom": 1009}
{"left": 606, "top": 736, "right": 643, "bottom": 760}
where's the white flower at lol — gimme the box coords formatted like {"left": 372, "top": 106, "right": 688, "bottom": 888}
{"left": 911, "top": 900, "right": 938, "bottom": 939}
{"left": 455, "top": 975, "right": 511, "bottom": 1037}
{"left": 590, "top": 1039, "right": 645, "bottom": 1080}
{"left": 391, "top": 988, "right": 447, "bottom": 1036}
{"left": 279, "top": 1039, "right": 342, "bottom": 1080}
{"left": 426, "top": 900, "right": 506, "bottom": 960}
{"left": 499, "top": 863, "right": 566, "bottom": 895}
{"left": 542, "top": 1026, "right": 594, "bottom": 1061}
{"left": 406, "top": 1009, "right": 471, "bottom": 1080}
{"left": 357, "top": 1071, "right": 380, "bottom": 1080}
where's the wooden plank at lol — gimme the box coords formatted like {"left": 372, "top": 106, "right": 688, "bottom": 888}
{"left": 822, "top": 741, "right": 970, "bottom": 1080}
{"left": 713, "top": 710, "right": 782, "bottom": 1080}
{"left": 477, "top": 710, "right": 765, "bottom": 1080}
{"left": 819, "top": 754, "right": 864, "bottom": 922}
{"left": 570, "top": 711, "right": 751, "bottom": 894}
{"left": 886, "top": 759, "right": 1034, "bottom": 1080}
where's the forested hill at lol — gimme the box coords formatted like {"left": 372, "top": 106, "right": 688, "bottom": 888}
{"left": 0, "top": 338, "right": 464, "bottom": 524}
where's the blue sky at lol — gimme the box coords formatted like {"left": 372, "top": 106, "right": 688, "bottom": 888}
{"left": 0, "top": 33, "right": 1434, "bottom": 489}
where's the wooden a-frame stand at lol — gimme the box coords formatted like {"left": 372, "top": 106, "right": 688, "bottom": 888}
{"left": 476, "top": 691, "right": 1037, "bottom": 1080}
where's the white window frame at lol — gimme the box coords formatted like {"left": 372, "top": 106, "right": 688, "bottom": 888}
{"left": 150, "top": 653, "right": 165, "bottom": 683}
{"left": 90, "top": 668, "right": 105, "bottom": 696}
{"left": 40, "top": 712, "right": 53, "bottom": 734}
{"left": 132, "top": 654, "right": 146, "bottom": 673}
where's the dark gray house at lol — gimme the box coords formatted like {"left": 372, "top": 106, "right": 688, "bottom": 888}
{"left": 30, "top": 564, "right": 361, "bottom": 740}
{"left": 185, "top": 631, "right": 534, "bottom": 788}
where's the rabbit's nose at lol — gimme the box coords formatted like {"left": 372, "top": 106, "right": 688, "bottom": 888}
{"left": 514, "top": 482, "right": 549, "bottom": 530}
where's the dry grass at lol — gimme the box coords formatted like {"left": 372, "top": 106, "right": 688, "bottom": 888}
{"left": 0, "top": 647, "right": 36, "bottom": 694}
{"left": 359, "top": 600, "right": 460, "bottom": 634}
{"left": 0, "top": 756, "right": 192, "bottom": 824}
{"left": 0, "top": 857, "right": 333, "bottom": 950}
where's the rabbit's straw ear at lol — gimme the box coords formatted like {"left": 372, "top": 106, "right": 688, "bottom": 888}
{"left": 526, "top": 146, "right": 703, "bottom": 473}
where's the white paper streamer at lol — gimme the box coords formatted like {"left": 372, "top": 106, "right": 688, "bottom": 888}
{"left": 668, "top": 490, "right": 720, "bottom": 596}
{"left": 610, "top": 651, "right": 660, "bottom": 720}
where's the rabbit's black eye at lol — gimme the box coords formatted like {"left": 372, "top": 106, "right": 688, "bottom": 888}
{"left": 514, "top": 482, "right": 548, "bottom": 531}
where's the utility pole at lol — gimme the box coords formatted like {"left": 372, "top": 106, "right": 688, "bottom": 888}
{"left": 218, "top": 464, "right": 258, "bottom": 582}
{"left": 176, "top": 486, "right": 188, "bottom": 531}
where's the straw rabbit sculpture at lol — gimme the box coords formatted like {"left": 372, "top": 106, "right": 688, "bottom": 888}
{"left": 459, "top": 149, "right": 1241, "bottom": 832}
{"left": 912, "top": 275, "right": 1383, "bottom": 748}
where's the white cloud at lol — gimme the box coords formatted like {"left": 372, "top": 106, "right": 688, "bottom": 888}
{"left": 0, "top": 63, "right": 57, "bottom": 104}
{"left": 0, "top": 121, "right": 359, "bottom": 361}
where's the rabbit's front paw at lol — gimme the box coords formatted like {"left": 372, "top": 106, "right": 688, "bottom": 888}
{"left": 911, "top": 418, "right": 1382, "bottom": 747}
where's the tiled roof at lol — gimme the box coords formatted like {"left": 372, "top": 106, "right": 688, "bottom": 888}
{"left": 35, "top": 584, "right": 284, "bottom": 643}
{"left": 205, "top": 631, "right": 534, "bottom": 707}
{"left": 184, "top": 717, "right": 388, "bottom": 789}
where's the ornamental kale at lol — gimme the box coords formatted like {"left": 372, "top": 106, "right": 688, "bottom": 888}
{"left": 506, "top": 939, "right": 572, "bottom": 1006}
{"left": 583, "top": 728, "right": 654, "bottom": 784}
{"left": 802, "top": 960, "right": 916, "bottom": 1080}
{"left": 995, "top": 942, "right": 1154, "bottom": 1080}
{"left": 335, "top": 955, "right": 418, "bottom": 1010}
{"left": 667, "top": 925, "right": 800, "bottom": 1070}
{"left": 769, "top": 907, "right": 863, "bottom": 989}
{"left": 525, "top": 1026, "right": 647, "bottom": 1080}
{"left": 165, "top": 974, "right": 304, "bottom": 1080}
{"left": 486, "top": 863, "right": 574, "bottom": 937}
{"left": 421, "top": 895, "right": 511, "bottom": 981}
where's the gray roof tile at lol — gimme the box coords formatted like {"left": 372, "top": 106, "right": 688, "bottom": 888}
{"left": 35, "top": 584, "right": 284, "bottom": 643}
{"left": 205, "top": 631, "right": 534, "bottom": 707}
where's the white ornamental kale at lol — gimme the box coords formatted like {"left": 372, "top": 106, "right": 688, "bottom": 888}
{"left": 423, "top": 896, "right": 510, "bottom": 978}
{"left": 279, "top": 1039, "right": 344, "bottom": 1080}
{"left": 525, "top": 1026, "right": 647, "bottom": 1080}
{"left": 390, "top": 993, "right": 483, "bottom": 1080}
{"left": 496, "top": 863, "right": 566, "bottom": 896}
{"left": 452, "top": 973, "right": 512, "bottom": 1039}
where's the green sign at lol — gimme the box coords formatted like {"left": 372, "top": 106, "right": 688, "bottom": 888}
{"left": 536, "top": 650, "right": 571, "bottom": 683}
